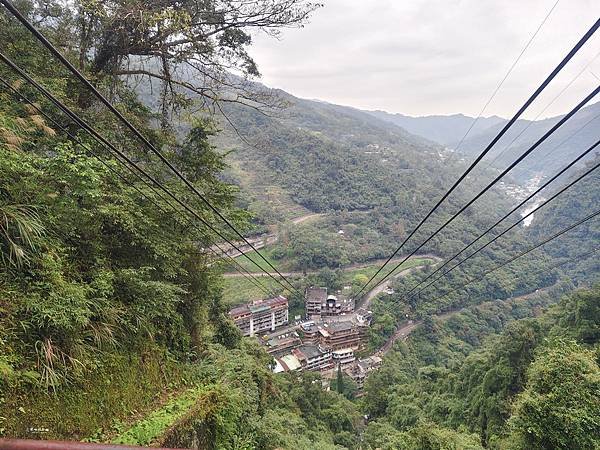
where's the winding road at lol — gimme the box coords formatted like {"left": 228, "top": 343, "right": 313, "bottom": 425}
{"left": 374, "top": 284, "right": 557, "bottom": 356}
{"left": 359, "top": 259, "right": 441, "bottom": 310}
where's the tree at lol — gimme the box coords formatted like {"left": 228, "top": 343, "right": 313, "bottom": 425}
{"left": 554, "top": 287, "right": 600, "bottom": 345}
{"left": 508, "top": 340, "right": 600, "bottom": 449}
{"left": 29, "top": 0, "right": 321, "bottom": 116}
{"left": 336, "top": 364, "right": 344, "bottom": 394}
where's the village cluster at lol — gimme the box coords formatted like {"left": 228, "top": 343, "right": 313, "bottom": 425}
{"left": 228, "top": 286, "right": 382, "bottom": 388}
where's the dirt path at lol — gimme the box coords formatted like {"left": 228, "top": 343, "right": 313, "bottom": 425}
{"left": 290, "top": 212, "right": 324, "bottom": 225}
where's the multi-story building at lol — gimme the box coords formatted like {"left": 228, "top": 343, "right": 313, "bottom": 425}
{"left": 305, "top": 286, "right": 355, "bottom": 319}
{"left": 265, "top": 333, "right": 302, "bottom": 357}
{"left": 293, "top": 345, "right": 333, "bottom": 371}
{"left": 322, "top": 295, "right": 355, "bottom": 316}
{"left": 305, "top": 287, "right": 327, "bottom": 318}
{"left": 346, "top": 356, "right": 382, "bottom": 388}
{"left": 332, "top": 348, "right": 355, "bottom": 365}
{"left": 319, "top": 321, "right": 364, "bottom": 351}
{"left": 300, "top": 322, "right": 320, "bottom": 344}
{"left": 228, "top": 296, "right": 288, "bottom": 337}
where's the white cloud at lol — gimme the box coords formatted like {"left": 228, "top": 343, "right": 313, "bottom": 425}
{"left": 249, "top": 0, "right": 600, "bottom": 118}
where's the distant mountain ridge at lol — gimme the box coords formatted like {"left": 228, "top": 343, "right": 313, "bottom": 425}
{"left": 365, "top": 110, "right": 506, "bottom": 147}
{"left": 364, "top": 102, "right": 600, "bottom": 183}
{"left": 454, "top": 101, "right": 600, "bottom": 182}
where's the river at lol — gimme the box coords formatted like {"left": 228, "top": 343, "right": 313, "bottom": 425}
{"left": 499, "top": 173, "right": 545, "bottom": 227}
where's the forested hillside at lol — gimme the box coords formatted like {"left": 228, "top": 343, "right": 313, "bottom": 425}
{"left": 0, "top": 1, "right": 355, "bottom": 447}
{"left": 362, "top": 285, "right": 600, "bottom": 450}
{"left": 216, "top": 92, "right": 458, "bottom": 215}
{"left": 213, "top": 85, "right": 598, "bottom": 309}
{"left": 1, "top": 1, "right": 599, "bottom": 449}
{"left": 528, "top": 155, "right": 600, "bottom": 284}
{"left": 214, "top": 88, "right": 525, "bottom": 254}
{"left": 367, "top": 101, "right": 600, "bottom": 184}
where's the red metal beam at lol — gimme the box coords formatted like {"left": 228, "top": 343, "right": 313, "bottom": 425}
{"left": 0, "top": 439, "right": 185, "bottom": 450}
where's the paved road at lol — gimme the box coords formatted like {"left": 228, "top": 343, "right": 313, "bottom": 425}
{"left": 376, "top": 321, "right": 420, "bottom": 356}
{"left": 359, "top": 259, "right": 441, "bottom": 310}
{"left": 223, "top": 255, "right": 440, "bottom": 278}
{"left": 374, "top": 284, "right": 556, "bottom": 356}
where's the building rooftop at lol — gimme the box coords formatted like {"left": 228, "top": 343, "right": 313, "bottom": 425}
{"left": 229, "top": 295, "right": 288, "bottom": 318}
{"left": 278, "top": 354, "right": 302, "bottom": 372}
{"left": 228, "top": 304, "right": 250, "bottom": 317}
{"left": 295, "top": 344, "right": 325, "bottom": 360}
{"left": 325, "top": 321, "right": 354, "bottom": 333}
{"left": 268, "top": 335, "right": 299, "bottom": 348}
{"left": 301, "top": 323, "right": 319, "bottom": 333}
{"left": 306, "top": 286, "right": 327, "bottom": 302}
{"left": 357, "top": 356, "right": 382, "bottom": 371}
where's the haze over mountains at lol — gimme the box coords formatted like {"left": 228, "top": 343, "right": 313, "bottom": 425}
{"left": 367, "top": 101, "right": 600, "bottom": 183}
{"left": 365, "top": 110, "right": 505, "bottom": 147}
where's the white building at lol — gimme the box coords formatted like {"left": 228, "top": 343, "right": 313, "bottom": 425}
{"left": 229, "top": 296, "right": 288, "bottom": 337}
{"left": 332, "top": 348, "right": 355, "bottom": 365}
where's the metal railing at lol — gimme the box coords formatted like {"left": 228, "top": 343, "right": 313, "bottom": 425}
{"left": 0, "top": 439, "right": 185, "bottom": 450}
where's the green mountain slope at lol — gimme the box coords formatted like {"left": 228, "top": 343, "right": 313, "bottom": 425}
{"left": 364, "top": 101, "right": 600, "bottom": 185}
{"left": 362, "top": 285, "right": 600, "bottom": 449}
{"left": 215, "top": 87, "right": 514, "bottom": 230}
{"left": 457, "top": 101, "right": 600, "bottom": 183}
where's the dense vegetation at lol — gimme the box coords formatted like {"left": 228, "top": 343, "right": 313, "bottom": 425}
{"left": 0, "top": 0, "right": 330, "bottom": 446}
{"left": 361, "top": 285, "right": 600, "bottom": 449}
{"left": 1, "top": 1, "right": 599, "bottom": 449}
{"left": 528, "top": 156, "right": 600, "bottom": 284}
{"left": 214, "top": 86, "right": 595, "bottom": 310}
{"left": 0, "top": 48, "right": 239, "bottom": 393}
{"left": 369, "top": 101, "right": 600, "bottom": 184}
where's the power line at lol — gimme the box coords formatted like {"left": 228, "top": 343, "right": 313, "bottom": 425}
{"left": 0, "top": 74, "right": 278, "bottom": 298}
{"left": 352, "top": 18, "right": 600, "bottom": 301}
{"left": 541, "top": 109, "right": 600, "bottom": 160}
{"left": 407, "top": 149, "right": 600, "bottom": 302}
{"left": 378, "top": 240, "right": 599, "bottom": 321}
{"left": 402, "top": 137, "right": 600, "bottom": 300}
{"left": 357, "top": 83, "right": 600, "bottom": 300}
{"left": 421, "top": 246, "right": 599, "bottom": 317}
{"left": 0, "top": 78, "right": 168, "bottom": 215}
{"left": 0, "top": 0, "right": 299, "bottom": 295}
{"left": 451, "top": 0, "right": 561, "bottom": 154}
{"left": 431, "top": 207, "right": 600, "bottom": 302}
{"left": 484, "top": 49, "right": 600, "bottom": 171}
{"left": 0, "top": 51, "right": 295, "bottom": 297}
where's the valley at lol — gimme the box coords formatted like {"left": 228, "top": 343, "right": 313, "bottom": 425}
{"left": 0, "top": 2, "right": 599, "bottom": 450}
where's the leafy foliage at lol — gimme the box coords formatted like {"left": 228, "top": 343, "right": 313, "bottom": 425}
{"left": 362, "top": 285, "right": 600, "bottom": 449}
{"left": 508, "top": 341, "right": 600, "bottom": 450}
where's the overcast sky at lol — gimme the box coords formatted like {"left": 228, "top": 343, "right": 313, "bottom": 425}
{"left": 250, "top": 0, "right": 600, "bottom": 119}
